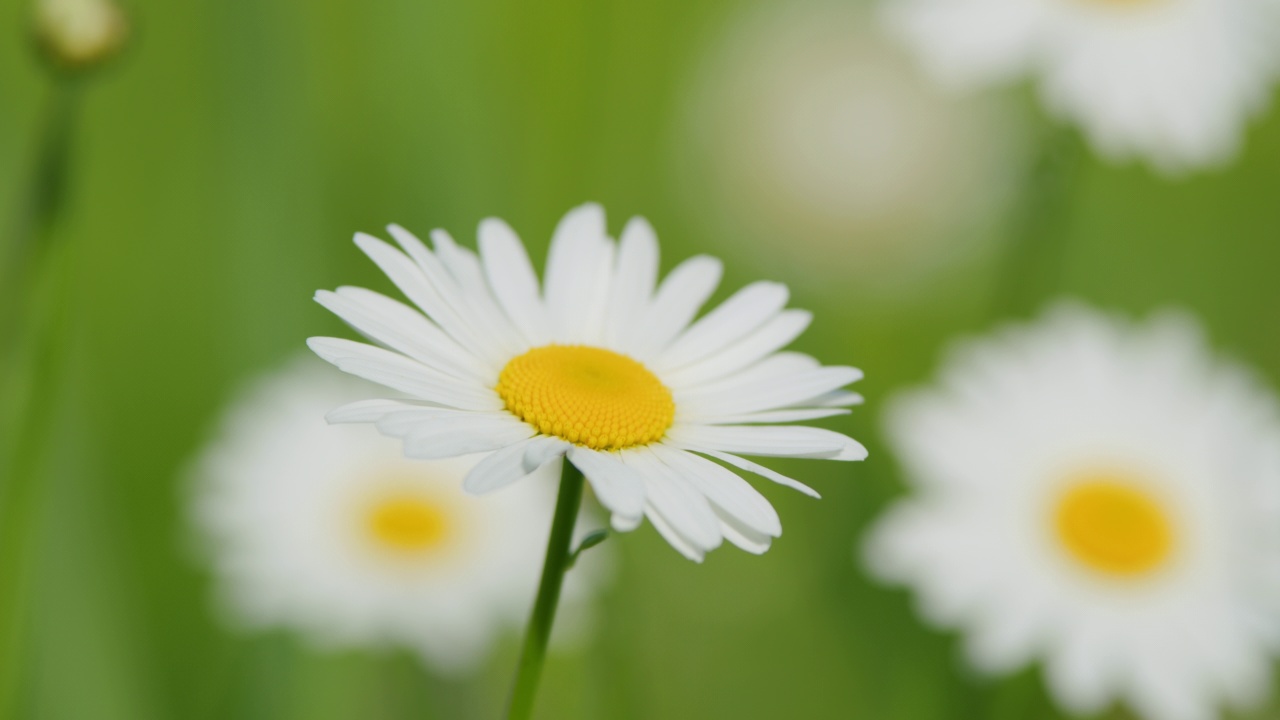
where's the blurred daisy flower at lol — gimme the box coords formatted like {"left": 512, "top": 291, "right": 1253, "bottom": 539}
{"left": 190, "top": 358, "right": 609, "bottom": 674}
{"left": 679, "top": 2, "right": 1022, "bottom": 294}
{"left": 864, "top": 304, "right": 1280, "bottom": 720}
{"left": 308, "top": 203, "right": 866, "bottom": 562}
{"left": 882, "top": 0, "right": 1280, "bottom": 171}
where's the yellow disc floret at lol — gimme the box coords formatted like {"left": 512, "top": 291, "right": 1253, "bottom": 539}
{"left": 497, "top": 345, "right": 675, "bottom": 451}
{"left": 367, "top": 495, "right": 450, "bottom": 553}
{"left": 1054, "top": 477, "right": 1174, "bottom": 577}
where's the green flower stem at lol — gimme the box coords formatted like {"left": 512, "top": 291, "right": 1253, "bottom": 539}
{"left": 990, "top": 121, "right": 1084, "bottom": 318}
{"left": 506, "top": 460, "right": 586, "bottom": 720}
{"left": 2, "top": 81, "right": 79, "bottom": 354}
{"left": 0, "top": 80, "right": 82, "bottom": 720}
{"left": 0, "top": 236, "right": 74, "bottom": 720}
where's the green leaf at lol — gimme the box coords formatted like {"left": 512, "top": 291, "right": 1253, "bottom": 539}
{"left": 567, "top": 529, "right": 610, "bottom": 568}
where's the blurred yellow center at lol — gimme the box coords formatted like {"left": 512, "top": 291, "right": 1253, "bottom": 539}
{"left": 1054, "top": 478, "right": 1173, "bottom": 577}
{"left": 366, "top": 495, "right": 450, "bottom": 552}
{"left": 496, "top": 345, "right": 674, "bottom": 450}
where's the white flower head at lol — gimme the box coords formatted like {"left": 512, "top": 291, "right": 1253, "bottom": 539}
{"left": 883, "top": 0, "right": 1280, "bottom": 171}
{"left": 307, "top": 204, "right": 866, "bottom": 562}
{"left": 864, "top": 303, "right": 1280, "bottom": 720}
{"left": 190, "top": 357, "right": 609, "bottom": 674}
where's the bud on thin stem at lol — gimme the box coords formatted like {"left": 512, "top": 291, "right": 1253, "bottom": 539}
{"left": 33, "top": 0, "right": 128, "bottom": 73}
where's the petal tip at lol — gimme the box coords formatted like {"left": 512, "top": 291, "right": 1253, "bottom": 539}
{"left": 305, "top": 336, "right": 332, "bottom": 356}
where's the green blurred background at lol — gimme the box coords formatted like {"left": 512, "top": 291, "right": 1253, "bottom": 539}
{"left": 2, "top": 0, "right": 1280, "bottom": 718}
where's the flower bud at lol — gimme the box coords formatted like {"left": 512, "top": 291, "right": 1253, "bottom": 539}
{"left": 34, "top": 0, "right": 127, "bottom": 72}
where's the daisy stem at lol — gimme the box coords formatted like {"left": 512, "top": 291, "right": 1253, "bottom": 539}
{"left": 506, "top": 460, "right": 585, "bottom": 720}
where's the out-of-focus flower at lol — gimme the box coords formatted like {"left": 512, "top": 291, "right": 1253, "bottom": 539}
{"left": 189, "top": 358, "right": 609, "bottom": 674}
{"left": 33, "top": 0, "right": 127, "bottom": 71}
{"left": 864, "top": 304, "right": 1280, "bottom": 720}
{"left": 882, "top": 0, "right": 1280, "bottom": 171}
{"left": 307, "top": 203, "right": 866, "bottom": 563}
{"left": 677, "top": 2, "right": 1023, "bottom": 294}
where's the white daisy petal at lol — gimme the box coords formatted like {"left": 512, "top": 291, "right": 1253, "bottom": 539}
{"left": 1130, "top": 656, "right": 1213, "bottom": 720}
{"left": 678, "top": 366, "right": 864, "bottom": 418}
{"left": 306, "top": 337, "right": 502, "bottom": 411}
{"left": 701, "top": 450, "right": 822, "bottom": 498}
{"left": 463, "top": 438, "right": 542, "bottom": 495}
{"left": 522, "top": 435, "right": 571, "bottom": 474}
{"left": 715, "top": 510, "right": 774, "bottom": 555}
{"left": 427, "top": 228, "right": 523, "bottom": 355}
{"left": 662, "top": 310, "right": 813, "bottom": 389}
{"left": 352, "top": 233, "right": 500, "bottom": 367}
{"left": 544, "top": 203, "right": 614, "bottom": 343}
{"left": 611, "top": 512, "right": 643, "bottom": 533}
{"left": 670, "top": 351, "right": 819, "bottom": 407}
{"left": 808, "top": 390, "right": 865, "bottom": 407}
{"left": 566, "top": 446, "right": 646, "bottom": 523}
{"left": 883, "top": 0, "right": 1043, "bottom": 90}
{"left": 681, "top": 351, "right": 821, "bottom": 395}
{"left": 625, "top": 255, "right": 724, "bottom": 360}
{"left": 684, "top": 408, "right": 850, "bottom": 425}
{"left": 643, "top": 501, "right": 707, "bottom": 563}
{"left": 656, "top": 281, "right": 789, "bottom": 371}
{"left": 624, "top": 449, "right": 723, "bottom": 553}
{"left": 478, "top": 217, "right": 551, "bottom": 346}
{"left": 388, "top": 224, "right": 515, "bottom": 361}
{"left": 965, "top": 585, "right": 1055, "bottom": 674}
{"left": 324, "top": 398, "right": 418, "bottom": 424}
{"left": 386, "top": 223, "right": 475, "bottom": 308}
{"left": 352, "top": 231, "right": 438, "bottom": 310}
{"left": 603, "top": 216, "right": 660, "bottom": 347}
{"left": 1042, "top": 624, "right": 1114, "bottom": 716}
{"left": 401, "top": 414, "right": 535, "bottom": 460}
{"left": 383, "top": 222, "right": 438, "bottom": 266}
{"left": 316, "top": 287, "right": 485, "bottom": 382}
{"left": 669, "top": 424, "right": 867, "bottom": 461}
{"left": 651, "top": 444, "right": 782, "bottom": 537}
{"left": 374, "top": 407, "right": 525, "bottom": 439}
{"left": 571, "top": 238, "right": 616, "bottom": 345}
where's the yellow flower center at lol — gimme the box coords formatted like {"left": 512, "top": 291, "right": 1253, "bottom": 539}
{"left": 366, "top": 495, "right": 451, "bottom": 553}
{"left": 1053, "top": 477, "right": 1174, "bottom": 577}
{"left": 496, "top": 345, "right": 675, "bottom": 451}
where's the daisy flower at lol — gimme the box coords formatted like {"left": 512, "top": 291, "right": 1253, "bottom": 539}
{"left": 882, "top": 0, "right": 1280, "bottom": 170}
{"left": 189, "top": 358, "right": 609, "bottom": 674}
{"left": 864, "top": 304, "right": 1280, "bottom": 720}
{"left": 307, "top": 203, "right": 866, "bottom": 562}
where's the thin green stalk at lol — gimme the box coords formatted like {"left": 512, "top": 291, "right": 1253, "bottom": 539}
{"left": 1, "top": 81, "right": 79, "bottom": 355}
{"left": 0, "top": 80, "right": 82, "bottom": 720}
{"left": 506, "top": 460, "right": 585, "bottom": 720}
{"left": 0, "top": 243, "right": 74, "bottom": 720}
{"left": 990, "top": 122, "right": 1084, "bottom": 318}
